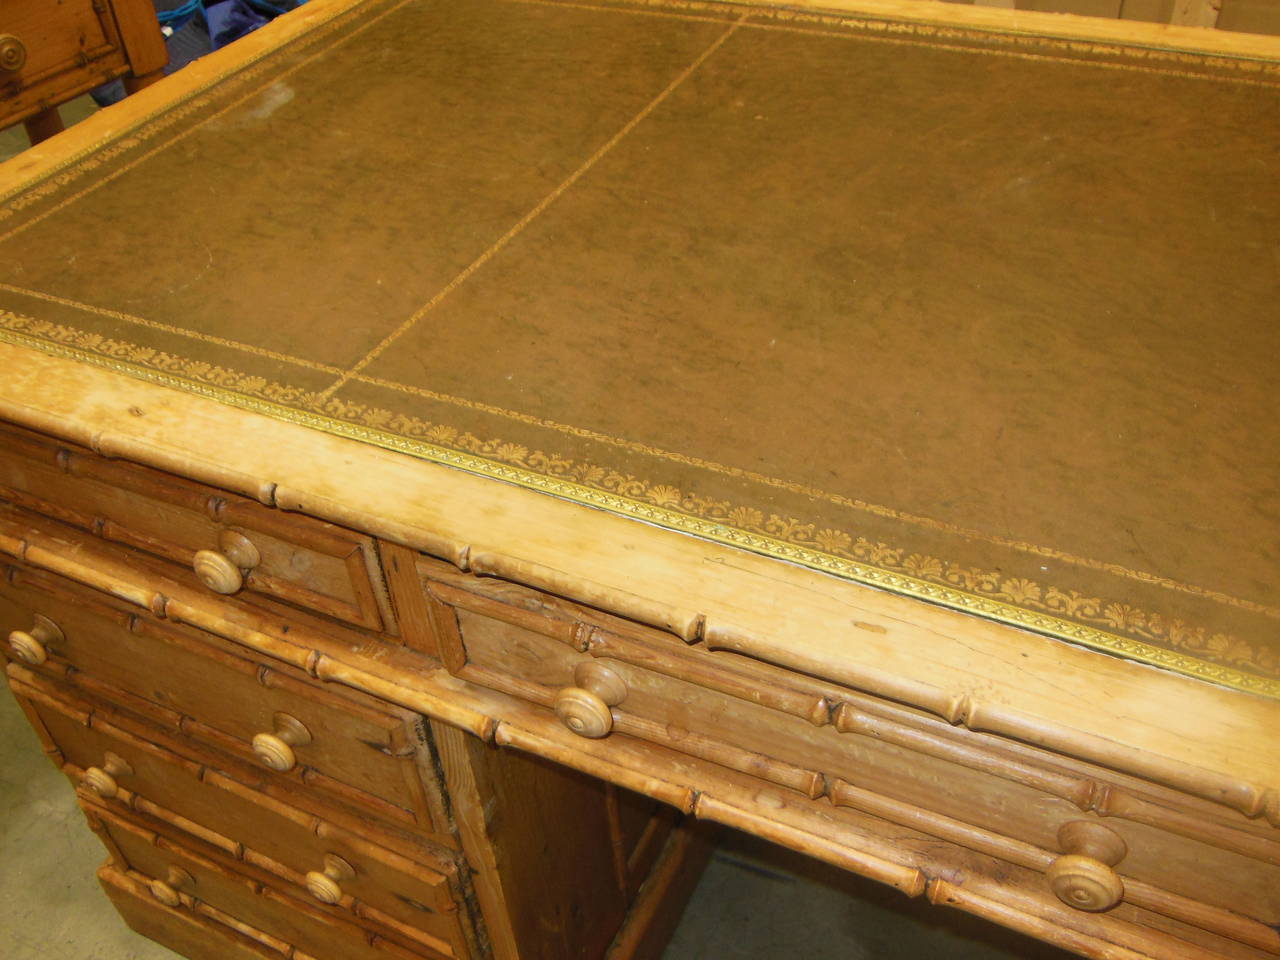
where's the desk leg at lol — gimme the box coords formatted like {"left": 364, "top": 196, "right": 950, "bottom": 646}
{"left": 22, "top": 107, "right": 63, "bottom": 145}
{"left": 124, "top": 70, "right": 164, "bottom": 95}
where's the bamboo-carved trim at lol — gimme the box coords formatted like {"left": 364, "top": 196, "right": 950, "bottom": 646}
{"left": 692, "top": 793, "right": 928, "bottom": 895}
{"left": 833, "top": 702, "right": 1280, "bottom": 864}
{"left": 493, "top": 721, "right": 697, "bottom": 813}
{"left": 831, "top": 779, "right": 1280, "bottom": 955}
{"left": 588, "top": 628, "right": 831, "bottom": 726}
{"left": 614, "top": 710, "right": 827, "bottom": 800}
{"left": 709, "top": 623, "right": 1280, "bottom": 825}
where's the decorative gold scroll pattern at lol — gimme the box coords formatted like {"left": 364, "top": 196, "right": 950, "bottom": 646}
{"left": 1, "top": 312, "right": 1275, "bottom": 700}
{"left": 521, "top": 0, "right": 1280, "bottom": 85}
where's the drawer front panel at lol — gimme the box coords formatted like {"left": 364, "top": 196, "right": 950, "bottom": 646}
{"left": 0, "top": 563, "right": 437, "bottom": 829}
{"left": 99, "top": 865, "right": 282, "bottom": 960}
{"left": 0, "top": 0, "right": 127, "bottom": 124}
{"left": 11, "top": 672, "right": 465, "bottom": 948}
{"left": 89, "top": 806, "right": 454, "bottom": 960}
{"left": 0, "top": 424, "right": 391, "bottom": 630}
{"left": 421, "top": 564, "right": 1280, "bottom": 931}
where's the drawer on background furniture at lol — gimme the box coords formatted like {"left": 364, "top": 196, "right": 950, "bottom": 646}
{"left": 417, "top": 560, "right": 1280, "bottom": 935}
{"left": 0, "top": 0, "right": 129, "bottom": 125}
{"left": 6, "top": 666, "right": 470, "bottom": 956}
{"left": 0, "top": 423, "right": 394, "bottom": 631}
{"left": 87, "top": 805, "right": 455, "bottom": 960}
{"left": 0, "top": 563, "right": 446, "bottom": 835}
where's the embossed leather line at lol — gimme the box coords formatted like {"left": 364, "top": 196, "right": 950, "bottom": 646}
{"left": 0, "top": 284, "right": 344, "bottom": 374}
{"left": 316, "top": 13, "right": 750, "bottom": 402}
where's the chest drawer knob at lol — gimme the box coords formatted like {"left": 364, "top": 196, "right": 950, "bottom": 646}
{"left": 251, "top": 712, "right": 313, "bottom": 772}
{"left": 81, "top": 751, "right": 134, "bottom": 799}
{"left": 148, "top": 866, "right": 195, "bottom": 908}
{"left": 193, "top": 531, "right": 261, "bottom": 595}
{"left": 305, "top": 853, "right": 355, "bottom": 905}
{"left": 1047, "top": 820, "right": 1127, "bottom": 912}
{"left": 0, "top": 35, "right": 26, "bottom": 73}
{"left": 555, "top": 661, "right": 628, "bottom": 739}
{"left": 7, "top": 614, "right": 63, "bottom": 665}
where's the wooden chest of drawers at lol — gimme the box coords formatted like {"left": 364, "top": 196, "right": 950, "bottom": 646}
{"left": 1, "top": 0, "right": 167, "bottom": 142}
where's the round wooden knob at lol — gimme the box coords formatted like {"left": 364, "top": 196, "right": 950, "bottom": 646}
{"left": 82, "top": 751, "right": 133, "bottom": 798}
{"left": 149, "top": 866, "right": 194, "bottom": 907}
{"left": 555, "top": 687, "right": 613, "bottom": 738}
{"left": 193, "top": 550, "right": 243, "bottom": 594}
{"left": 193, "top": 531, "right": 260, "bottom": 594}
{"left": 7, "top": 614, "right": 63, "bottom": 665}
{"left": 1047, "top": 854, "right": 1124, "bottom": 911}
{"left": 305, "top": 853, "right": 354, "bottom": 905}
{"left": 251, "top": 712, "right": 312, "bottom": 772}
{"left": 554, "top": 661, "right": 627, "bottom": 739}
{"left": 0, "top": 35, "right": 26, "bottom": 73}
{"left": 1047, "top": 820, "right": 1127, "bottom": 912}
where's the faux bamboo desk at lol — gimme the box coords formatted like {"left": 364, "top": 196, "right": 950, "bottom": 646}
{"left": 1, "top": 1, "right": 1277, "bottom": 958}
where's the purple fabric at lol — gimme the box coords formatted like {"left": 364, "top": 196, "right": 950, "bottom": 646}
{"left": 206, "top": 1, "right": 272, "bottom": 49}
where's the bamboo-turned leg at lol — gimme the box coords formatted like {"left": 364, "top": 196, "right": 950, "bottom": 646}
{"left": 124, "top": 70, "right": 164, "bottom": 95}
{"left": 23, "top": 107, "right": 63, "bottom": 145}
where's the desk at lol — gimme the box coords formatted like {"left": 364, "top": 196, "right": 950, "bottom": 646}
{"left": 0, "top": 1, "right": 1277, "bottom": 958}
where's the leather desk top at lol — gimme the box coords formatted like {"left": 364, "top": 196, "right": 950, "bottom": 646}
{"left": 0, "top": 0, "right": 1276, "bottom": 698}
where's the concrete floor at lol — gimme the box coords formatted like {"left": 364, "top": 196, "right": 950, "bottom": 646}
{"left": 1, "top": 103, "right": 1071, "bottom": 960}
{"left": 2, "top": 686, "right": 1074, "bottom": 960}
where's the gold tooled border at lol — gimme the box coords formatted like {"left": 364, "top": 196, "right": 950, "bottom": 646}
{"left": 1, "top": 325, "right": 1275, "bottom": 702}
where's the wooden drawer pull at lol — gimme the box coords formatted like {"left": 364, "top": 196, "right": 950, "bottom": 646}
{"left": 251, "top": 712, "right": 312, "bottom": 772}
{"left": 81, "top": 751, "right": 134, "bottom": 799}
{"left": 0, "top": 35, "right": 26, "bottom": 73}
{"left": 1047, "top": 820, "right": 1127, "bottom": 912}
{"left": 554, "top": 661, "right": 627, "bottom": 739}
{"left": 193, "top": 530, "right": 260, "bottom": 595}
{"left": 305, "top": 853, "right": 355, "bottom": 905}
{"left": 148, "top": 866, "right": 195, "bottom": 907}
{"left": 7, "top": 614, "right": 63, "bottom": 665}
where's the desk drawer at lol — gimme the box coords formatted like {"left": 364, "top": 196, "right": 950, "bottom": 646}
{"left": 0, "top": 423, "right": 392, "bottom": 630}
{"left": 419, "top": 562, "right": 1280, "bottom": 942}
{"left": 88, "top": 805, "right": 453, "bottom": 960}
{"left": 0, "top": 563, "right": 442, "bottom": 834}
{"left": 99, "top": 864, "right": 437, "bottom": 960}
{"left": 8, "top": 668, "right": 466, "bottom": 952}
